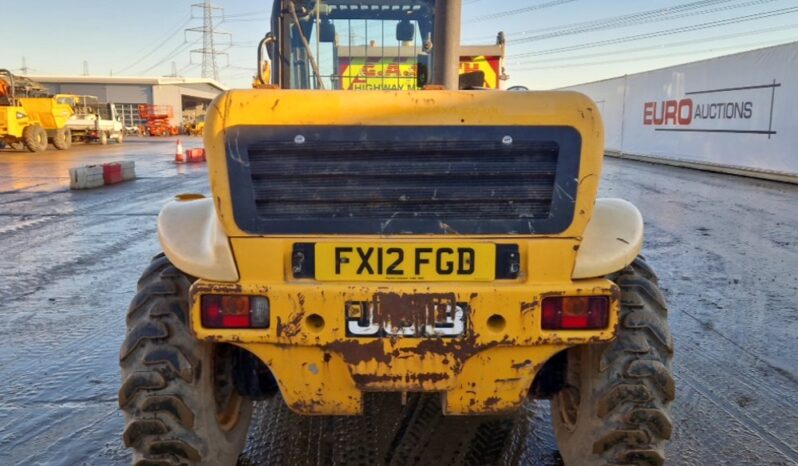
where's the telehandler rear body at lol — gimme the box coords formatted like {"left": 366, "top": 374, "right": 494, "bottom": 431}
{"left": 119, "top": 2, "right": 674, "bottom": 465}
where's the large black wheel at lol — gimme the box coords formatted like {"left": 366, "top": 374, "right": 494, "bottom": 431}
{"left": 119, "top": 254, "right": 253, "bottom": 465}
{"left": 53, "top": 127, "right": 72, "bottom": 150}
{"left": 22, "top": 125, "right": 48, "bottom": 152}
{"left": 551, "top": 256, "right": 674, "bottom": 466}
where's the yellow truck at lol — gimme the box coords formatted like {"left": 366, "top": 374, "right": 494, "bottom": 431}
{"left": 0, "top": 70, "right": 73, "bottom": 152}
{"left": 119, "top": 2, "right": 674, "bottom": 465}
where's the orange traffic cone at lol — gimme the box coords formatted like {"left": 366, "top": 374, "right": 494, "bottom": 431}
{"left": 175, "top": 139, "right": 185, "bottom": 163}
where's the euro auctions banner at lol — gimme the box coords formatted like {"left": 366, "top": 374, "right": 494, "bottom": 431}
{"left": 565, "top": 42, "right": 798, "bottom": 178}
{"left": 338, "top": 55, "right": 502, "bottom": 90}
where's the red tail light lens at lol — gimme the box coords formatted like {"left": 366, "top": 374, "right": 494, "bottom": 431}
{"left": 201, "top": 295, "right": 269, "bottom": 329}
{"left": 541, "top": 296, "right": 609, "bottom": 330}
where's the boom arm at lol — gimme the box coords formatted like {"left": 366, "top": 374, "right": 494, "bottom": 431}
{"left": 431, "top": 0, "right": 462, "bottom": 89}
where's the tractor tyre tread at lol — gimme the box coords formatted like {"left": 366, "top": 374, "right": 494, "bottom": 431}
{"left": 119, "top": 255, "right": 251, "bottom": 466}
{"left": 552, "top": 256, "right": 674, "bottom": 466}
{"left": 22, "top": 125, "right": 47, "bottom": 152}
{"left": 53, "top": 127, "right": 72, "bottom": 150}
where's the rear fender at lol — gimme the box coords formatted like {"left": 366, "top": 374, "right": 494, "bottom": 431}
{"left": 573, "top": 198, "right": 644, "bottom": 279}
{"left": 158, "top": 197, "right": 238, "bottom": 282}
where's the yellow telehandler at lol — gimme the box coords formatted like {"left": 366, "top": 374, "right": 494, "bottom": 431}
{"left": 119, "top": 2, "right": 674, "bottom": 465}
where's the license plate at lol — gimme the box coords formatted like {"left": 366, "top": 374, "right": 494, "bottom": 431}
{"left": 315, "top": 243, "right": 496, "bottom": 281}
{"left": 345, "top": 296, "right": 467, "bottom": 337}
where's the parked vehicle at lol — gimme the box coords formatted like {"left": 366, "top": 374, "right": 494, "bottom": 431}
{"left": 58, "top": 95, "right": 124, "bottom": 145}
{"left": 138, "top": 104, "right": 179, "bottom": 136}
{"left": 123, "top": 125, "right": 140, "bottom": 136}
{"left": 185, "top": 113, "right": 205, "bottom": 136}
{"left": 1, "top": 70, "right": 74, "bottom": 152}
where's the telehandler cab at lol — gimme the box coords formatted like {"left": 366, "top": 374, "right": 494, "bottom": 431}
{"left": 119, "top": 1, "right": 674, "bottom": 465}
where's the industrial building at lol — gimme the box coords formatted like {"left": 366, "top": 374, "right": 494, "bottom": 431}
{"left": 28, "top": 75, "right": 227, "bottom": 128}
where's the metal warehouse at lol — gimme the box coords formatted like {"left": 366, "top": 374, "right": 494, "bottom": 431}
{"left": 28, "top": 75, "right": 226, "bottom": 128}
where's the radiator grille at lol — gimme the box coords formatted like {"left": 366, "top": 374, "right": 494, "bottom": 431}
{"left": 248, "top": 140, "right": 558, "bottom": 221}
{"left": 226, "top": 126, "right": 580, "bottom": 235}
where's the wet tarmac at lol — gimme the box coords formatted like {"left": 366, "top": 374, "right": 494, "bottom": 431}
{"left": 0, "top": 138, "right": 795, "bottom": 465}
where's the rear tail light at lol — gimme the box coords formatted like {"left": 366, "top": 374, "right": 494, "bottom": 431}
{"left": 201, "top": 295, "right": 270, "bottom": 329}
{"left": 541, "top": 296, "right": 609, "bottom": 330}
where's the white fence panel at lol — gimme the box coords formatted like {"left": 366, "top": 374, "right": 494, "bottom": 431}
{"left": 566, "top": 77, "right": 627, "bottom": 152}
{"left": 563, "top": 42, "right": 798, "bottom": 180}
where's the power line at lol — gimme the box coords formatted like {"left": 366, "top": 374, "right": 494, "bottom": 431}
{"left": 505, "top": 22, "right": 798, "bottom": 66}
{"left": 176, "top": 63, "right": 200, "bottom": 75}
{"left": 466, "top": 0, "right": 763, "bottom": 43}
{"left": 186, "top": 1, "right": 230, "bottom": 81}
{"left": 222, "top": 10, "right": 267, "bottom": 19}
{"left": 508, "top": 6, "right": 798, "bottom": 59}
{"left": 138, "top": 38, "right": 199, "bottom": 74}
{"left": 510, "top": 0, "right": 778, "bottom": 44}
{"left": 228, "top": 41, "right": 259, "bottom": 48}
{"left": 117, "top": 16, "right": 192, "bottom": 74}
{"left": 467, "top": 0, "right": 579, "bottom": 23}
{"left": 133, "top": 3, "right": 235, "bottom": 78}
{"left": 512, "top": 37, "right": 795, "bottom": 71}
{"left": 223, "top": 17, "right": 270, "bottom": 23}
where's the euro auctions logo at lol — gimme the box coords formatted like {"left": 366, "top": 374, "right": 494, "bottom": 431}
{"left": 643, "top": 99, "right": 694, "bottom": 126}
{"left": 643, "top": 99, "right": 753, "bottom": 126}
{"left": 642, "top": 81, "right": 780, "bottom": 137}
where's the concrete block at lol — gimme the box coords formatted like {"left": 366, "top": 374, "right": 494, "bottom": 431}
{"left": 185, "top": 148, "right": 206, "bottom": 163}
{"left": 69, "top": 165, "right": 105, "bottom": 190}
{"left": 103, "top": 163, "right": 123, "bottom": 185}
{"left": 120, "top": 161, "right": 136, "bottom": 180}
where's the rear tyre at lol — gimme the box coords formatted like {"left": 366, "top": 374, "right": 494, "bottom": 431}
{"left": 100, "top": 131, "right": 109, "bottom": 145}
{"left": 551, "top": 256, "right": 674, "bottom": 466}
{"left": 53, "top": 128, "right": 72, "bottom": 150}
{"left": 22, "top": 125, "right": 48, "bottom": 152}
{"left": 117, "top": 132, "right": 125, "bottom": 144}
{"left": 119, "top": 254, "right": 253, "bottom": 465}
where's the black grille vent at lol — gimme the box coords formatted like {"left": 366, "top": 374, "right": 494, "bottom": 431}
{"left": 248, "top": 140, "right": 558, "bottom": 221}
{"left": 226, "top": 126, "right": 581, "bottom": 235}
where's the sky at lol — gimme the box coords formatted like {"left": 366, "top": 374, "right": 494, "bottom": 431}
{"left": 1, "top": 0, "right": 796, "bottom": 90}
